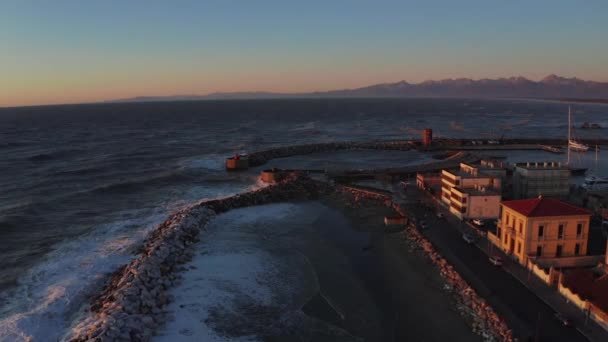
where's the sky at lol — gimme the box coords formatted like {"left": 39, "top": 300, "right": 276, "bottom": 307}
{"left": 1, "top": 0, "right": 607, "bottom": 107}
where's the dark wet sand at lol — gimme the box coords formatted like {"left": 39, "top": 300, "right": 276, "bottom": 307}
{"left": 321, "top": 193, "right": 480, "bottom": 341}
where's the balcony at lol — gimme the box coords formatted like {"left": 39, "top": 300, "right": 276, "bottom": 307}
{"left": 536, "top": 234, "right": 585, "bottom": 242}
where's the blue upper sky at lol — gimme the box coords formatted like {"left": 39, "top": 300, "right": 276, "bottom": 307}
{"left": 1, "top": 0, "right": 607, "bottom": 106}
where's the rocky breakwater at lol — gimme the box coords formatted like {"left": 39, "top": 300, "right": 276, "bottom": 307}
{"left": 247, "top": 140, "right": 415, "bottom": 166}
{"left": 334, "top": 186, "right": 513, "bottom": 342}
{"left": 67, "top": 172, "right": 328, "bottom": 342}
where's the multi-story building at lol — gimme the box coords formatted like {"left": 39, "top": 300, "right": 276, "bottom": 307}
{"left": 448, "top": 184, "right": 501, "bottom": 220}
{"left": 496, "top": 197, "right": 591, "bottom": 266}
{"left": 441, "top": 163, "right": 501, "bottom": 206}
{"left": 441, "top": 163, "right": 502, "bottom": 220}
{"left": 416, "top": 172, "right": 441, "bottom": 190}
{"left": 513, "top": 162, "right": 570, "bottom": 199}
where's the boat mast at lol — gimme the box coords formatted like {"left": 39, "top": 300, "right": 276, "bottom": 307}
{"left": 596, "top": 144, "right": 599, "bottom": 173}
{"left": 567, "top": 106, "right": 571, "bottom": 165}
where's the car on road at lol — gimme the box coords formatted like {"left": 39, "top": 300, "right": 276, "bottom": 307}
{"left": 436, "top": 212, "right": 444, "bottom": 219}
{"left": 419, "top": 220, "right": 428, "bottom": 230}
{"left": 489, "top": 255, "right": 503, "bottom": 266}
{"left": 554, "top": 313, "right": 573, "bottom": 327}
{"left": 462, "top": 233, "right": 475, "bottom": 244}
{"left": 472, "top": 219, "right": 485, "bottom": 226}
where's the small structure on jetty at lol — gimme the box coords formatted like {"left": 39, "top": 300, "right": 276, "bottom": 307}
{"left": 384, "top": 215, "right": 407, "bottom": 225}
{"left": 260, "top": 168, "right": 287, "bottom": 183}
{"left": 423, "top": 128, "right": 433, "bottom": 146}
{"left": 226, "top": 153, "right": 249, "bottom": 170}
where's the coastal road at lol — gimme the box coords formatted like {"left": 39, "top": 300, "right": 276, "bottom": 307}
{"left": 400, "top": 188, "right": 588, "bottom": 342}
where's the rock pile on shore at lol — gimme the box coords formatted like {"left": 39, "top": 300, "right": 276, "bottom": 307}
{"left": 67, "top": 173, "right": 327, "bottom": 342}
{"left": 391, "top": 200, "right": 514, "bottom": 342}
{"left": 334, "top": 187, "right": 513, "bottom": 342}
{"left": 401, "top": 225, "right": 513, "bottom": 342}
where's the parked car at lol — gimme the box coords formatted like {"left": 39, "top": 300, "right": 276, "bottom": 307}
{"left": 472, "top": 219, "right": 485, "bottom": 226}
{"left": 436, "top": 212, "right": 444, "bottom": 219}
{"left": 462, "top": 233, "right": 475, "bottom": 244}
{"left": 554, "top": 313, "right": 573, "bottom": 327}
{"left": 419, "top": 221, "right": 428, "bottom": 230}
{"left": 489, "top": 255, "right": 503, "bottom": 266}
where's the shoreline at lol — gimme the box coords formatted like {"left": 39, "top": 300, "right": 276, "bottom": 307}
{"left": 67, "top": 172, "right": 512, "bottom": 341}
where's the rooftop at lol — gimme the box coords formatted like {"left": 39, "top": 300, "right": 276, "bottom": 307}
{"left": 453, "top": 186, "right": 500, "bottom": 196}
{"left": 443, "top": 169, "right": 495, "bottom": 179}
{"left": 466, "top": 161, "right": 509, "bottom": 170}
{"left": 515, "top": 161, "right": 569, "bottom": 170}
{"left": 561, "top": 268, "right": 608, "bottom": 315}
{"left": 501, "top": 197, "right": 591, "bottom": 217}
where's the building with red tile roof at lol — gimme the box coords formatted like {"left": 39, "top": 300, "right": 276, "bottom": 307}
{"left": 493, "top": 197, "right": 591, "bottom": 266}
{"left": 560, "top": 267, "right": 608, "bottom": 330}
{"left": 501, "top": 197, "right": 591, "bottom": 217}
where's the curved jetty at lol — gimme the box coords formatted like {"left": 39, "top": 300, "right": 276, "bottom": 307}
{"left": 68, "top": 173, "right": 326, "bottom": 342}
{"left": 247, "top": 140, "right": 415, "bottom": 166}
{"left": 68, "top": 159, "right": 513, "bottom": 341}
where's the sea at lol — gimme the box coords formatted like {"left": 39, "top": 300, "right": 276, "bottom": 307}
{"left": 0, "top": 98, "right": 607, "bottom": 340}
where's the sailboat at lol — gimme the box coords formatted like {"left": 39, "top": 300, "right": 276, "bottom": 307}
{"left": 568, "top": 107, "right": 589, "bottom": 152}
{"left": 583, "top": 145, "right": 608, "bottom": 191}
{"left": 566, "top": 106, "right": 588, "bottom": 175}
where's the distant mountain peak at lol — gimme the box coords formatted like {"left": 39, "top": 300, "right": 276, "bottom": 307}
{"left": 540, "top": 74, "right": 582, "bottom": 84}
{"left": 108, "top": 74, "right": 608, "bottom": 103}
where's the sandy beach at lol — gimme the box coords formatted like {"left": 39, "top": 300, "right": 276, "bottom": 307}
{"left": 153, "top": 193, "right": 480, "bottom": 341}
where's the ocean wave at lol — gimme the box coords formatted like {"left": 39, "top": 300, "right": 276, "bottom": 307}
{"left": 26, "top": 149, "right": 84, "bottom": 162}
{"left": 289, "top": 121, "right": 318, "bottom": 132}
{"left": 0, "top": 210, "right": 166, "bottom": 342}
{"left": 91, "top": 171, "right": 195, "bottom": 194}
{"left": 0, "top": 177, "right": 269, "bottom": 341}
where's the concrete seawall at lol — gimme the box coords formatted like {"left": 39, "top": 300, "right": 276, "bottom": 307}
{"left": 67, "top": 173, "right": 328, "bottom": 342}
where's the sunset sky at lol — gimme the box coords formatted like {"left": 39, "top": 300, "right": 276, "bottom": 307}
{"left": 1, "top": 0, "right": 607, "bottom": 107}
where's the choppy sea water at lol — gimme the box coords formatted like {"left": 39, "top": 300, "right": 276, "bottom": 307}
{"left": 0, "top": 98, "right": 607, "bottom": 340}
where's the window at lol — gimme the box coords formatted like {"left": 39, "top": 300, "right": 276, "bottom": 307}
{"left": 536, "top": 245, "right": 542, "bottom": 257}
{"left": 575, "top": 243, "right": 580, "bottom": 256}
{"left": 558, "top": 224, "right": 564, "bottom": 239}
{"left": 577, "top": 223, "right": 583, "bottom": 237}
{"left": 504, "top": 234, "right": 508, "bottom": 244}
{"left": 518, "top": 221, "right": 523, "bottom": 234}
{"left": 556, "top": 245, "right": 563, "bottom": 257}
{"left": 497, "top": 227, "right": 502, "bottom": 238}
{"left": 517, "top": 242, "right": 521, "bottom": 254}
{"left": 538, "top": 225, "right": 544, "bottom": 238}
{"left": 506, "top": 213, "right": 510, "bottom": 224}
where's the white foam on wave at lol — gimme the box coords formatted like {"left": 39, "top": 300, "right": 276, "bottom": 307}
{"left": 181, "top": 154, "right": 226, "bottom": 171}
{"left": 0, "top": 209, "right": 166, "bottom": 342}
{"left": 154, "top": 203, "right": 300, "bottom": 342}
{"left": 0, "top": 180, "right": 268, "bottom": 342}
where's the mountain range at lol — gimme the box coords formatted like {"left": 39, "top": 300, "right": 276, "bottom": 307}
{"left": 110, "top": 75, "right": 608, "bottom": 102}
